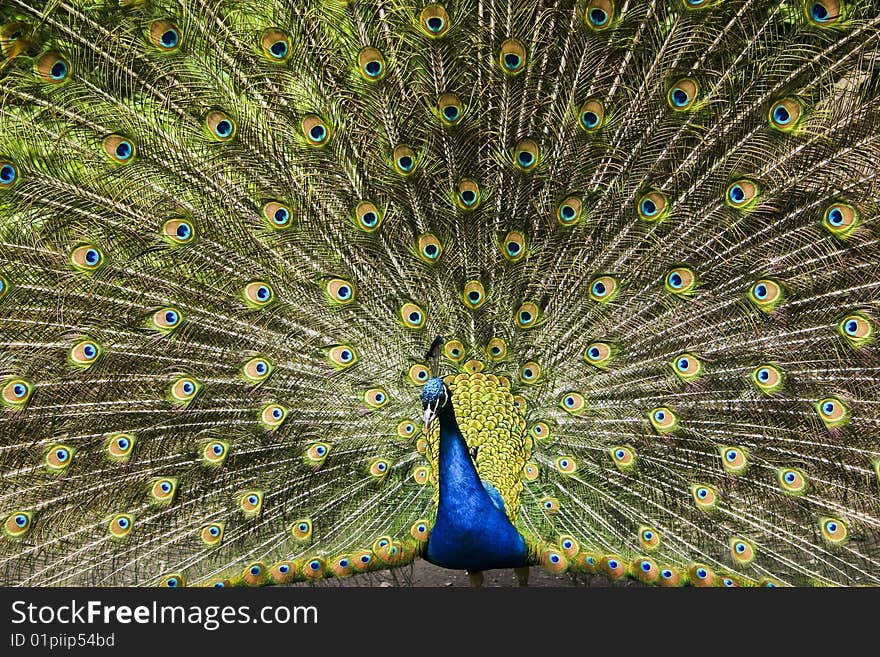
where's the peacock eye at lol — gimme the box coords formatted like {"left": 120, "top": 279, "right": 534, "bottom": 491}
{"left": 36, "top": 52, "right": 71, "bottom": 83}
{"left": 579, "top": 100, "right": 604, "bottom": 132}
{"left": 556, "top": 196, "right": 582, "bottom": 225}
{"left": 513, "top": 138, "right": 539, "bottom": 171}
{"left": 585, "top": 0, "right": 614, "bottom": 29}
{"left": 638, "top": 190, "right": 669, "bottom": 221}
{"left": 359, "top": 46, "right": 386, "bottom": 80}
{"left": 667, "top": 79, "right": 698, "bottom": 110}
{"left": 438, "top": 93, "right": 464, "bottom": 126}
{"left": 822, "top": 202, "right": 859, "bottom": 238}
{"left": 462, "top": 281, "right": 486, "bottom": 309}
{"left": 302, "top": 114, "right": 330, "bottom": 146}
{"left": 421, "top": 5, "right": 450, "bottom": 37}
{"left": 806, "top": 0, "right": 842, "bottom": 26}
{"left": 589, "top": 275, "right": 619, "bottom": 302}
{"left": 392, "top": 144, "right": 417, "bottom": 175}
{"left": 260, "top": 28, "right": 291, "bottom": 61}
{"left": 769, "top": 98, "right": 802, "bottom": 131}
{"left": 400, "top": 302, "right": 426, "bottom": 329}
{"left": 149, "top": 20, "right": 182, "bottom": 52}
{"left": 499, "top": 39, "right": 526, "bottom": 74}
{"left": 0, "top": 162, "right": 17, "bottom": 187}
{"left": 519, "top": 361, "right": 541, "bottom": 384}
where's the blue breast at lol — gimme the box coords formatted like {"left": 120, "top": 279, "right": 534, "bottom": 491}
{"left": 425, "top": 406, "right": 528, "bottom": 571}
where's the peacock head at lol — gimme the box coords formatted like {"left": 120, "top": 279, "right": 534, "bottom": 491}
{"left": 421, "top": 376, "right": 450, "bottom": 428}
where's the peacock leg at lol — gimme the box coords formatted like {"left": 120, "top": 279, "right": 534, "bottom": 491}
{"left": 467, "top": 570, "right": 484, "bottom": 587}
{"left": 514, "top": 567, "right": 529, "bottom": 587}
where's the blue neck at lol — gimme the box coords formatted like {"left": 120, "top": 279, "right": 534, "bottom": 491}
{"left": 425, "top": 402, "right": 528, "bottom": 570}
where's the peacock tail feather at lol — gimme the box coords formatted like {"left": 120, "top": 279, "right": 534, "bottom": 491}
{"left": 1, "top": 0, "right": 880, "bottom": 587}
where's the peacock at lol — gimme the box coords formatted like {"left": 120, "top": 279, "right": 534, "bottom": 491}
{"left": 1, "top": 0, "right": 879, "bottom": 589}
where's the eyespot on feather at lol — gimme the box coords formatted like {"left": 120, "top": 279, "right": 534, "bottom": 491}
{"left": 304, "top": 442, "right": 331, "bottom": 466}
{"left": 443, "top": 340, "right": 467, "bottom": 364}
{"left": 205, "top": 110, "right": 236, "bottom": 142}
{"left": 719, "top": 446, "right": 749, "bottom": 474}
{"left": 68, "top": 339, "right": 102, "bottom": 368}
{"left": 671, "top": 352, "right": 703, "bottom": 382}
{"left": 822, "top": 202, "right": 859, "bottom": 238}
{"left": 515, "top": 301, "right": 541, "bottom": 328}
{"left": 725, "top": 179, "right": 760, "bottom": 209}
{"left": 691, "top": 484, "right": 718, "bottom": 512}
{"left": 241, "top": 357, "right": 273, "bottom": 384}
{"left": 667, "top": 78, "right": 698, "bottom": 110}
{"left": 578, "top": 99, "right": 605, "bottom": 133}
{"left": 149, "top": 20, "right": 182, "bottom": 52}
{"left": 486, "top": 337, "right": 507, "bottom": 361}
{"left": 363, "top": 387, "right": 389, "bottom": 408}
{"left": 589, "top": 275, "right": 619, "bottom": 302}
{"left": 36, "top": 52, "right": 71, "bottom": 83}
{"left": 420, "top": 4, "right": 451, "bottom": 38}
{"left": 4, "top": 510, "right": 34, "bottom": 539}
{"left": 149, "top": 307, "right": 182, "bottom": 333}
{"left": 560, "top": 392, "right": 585, "bottom": 414}
{"left": 768, "top": 98, "right": 803, "bottom": 132}
{"left": 201, "top": 440, "right": 229, "bottom": 467}
{"left": 585, "top": 0, "right": 615, "bottom": 30}
{"left": 417, "top": 233, "right": 443, "bottom": 263}
{"left": 649, "top": 406, "right": 679, "bottom": 433}
{"left": 238, "top": 491, "right": 263, "bottom": 517}
{"left": 302, "top": 114, "right": 330, "bottom": 146}
{"left": 149, "top": 477, "right": 178, "bottom": 505}
{"left": 1, "top": 378, "right": 33, "bottom": 408}
{"left": 0, "top": 161, "right": 18, "bottom": 189}
{"left": 242, "top": 281, "right": 275, "bottom": 308}
{"left": 354, "top": 201, "right": 383, "bottom": 232}
{"left": 498, "top": 38, "right": 526, "bottom": 74}
{"left": 162, "top": 218, "right": 196, "bottom": 245}
{"left": 455, "top": 179, "right": 481, "bottom": 210}
{"left": 637, "top": 191, "right": 669, "bottom": 221}
{"left": 260, "top": 28, "right": 291, "bottom": 61}
{"left": 262, "top": 201, "right": 293, "bottom": 229}
{"left": 393, "top": 144, "right": 417, "bottom": 175}
{"left": 260, "top": 403, "right": 288, "bottom": 429}
{"left": 400, "top": 302, "right": 426, "bottom": 329}
{"left": 747, "top": 279, "right": 784, "bottom": 312}
{"left": 556, "top": 196, "right": 583, "bottom": 226}
{"left": 838, "top": 312, "right": 874, "bottom": 347}
{"left": 519, "top": 361, "right": 541, "bottom": 384}
{"left": 805, "top": 0, "right": 843, "bottom": 26}
{"left": 610, "top": 445, "right": 636, "bottom": 471}
{"left": 102, "top": 135, "right": 136, "bottom": 163}
{"left": 665, "top": 266, "right": 696, "bottom": 295}
{"left": 730, "top": 537, "right": 755, "bottom": 565}
{"left": 752, "top": 364, "right": 784, "bottom": 394}
{"left": 438, "top": 92, "right": 464, "bottom": 126}
{"left": 638, "top": 526, "right": 661, "bottom": 550}
{"left": 169, "top": 376, "right": 201, "bottom": 404}
{"left": 108, "top": 513, "right": 134, "bottom": 539}
{"left": 461, "top": 280, "right": 486, "bottom": 309}
{"left": 44, "top": 444, "right": 74, "bottom": 473}
{"left": 513, "top": 138, "right": 539, "bottom": 171}
{"left": 200, "top": 522, "right": 224, "bottom": 547}
{"left": 815, "top": 396, "right": 849, "bottom": 428}
{"left": 105, "top": 433, "right": 136, "bottom": 462}
{"left": 358, "top": 46, "right": 386, "bottom": 80}
{"left": 777, "top": 467, "right": 808, "bottom": 495}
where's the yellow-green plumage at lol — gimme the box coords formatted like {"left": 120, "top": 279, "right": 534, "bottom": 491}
{"left": 1, "top": 0, "right": 880, "bottom": 587}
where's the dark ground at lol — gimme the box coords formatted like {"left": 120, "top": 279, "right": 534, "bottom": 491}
{"left": 295, "top": 559, "right": 642, "bottom": 587}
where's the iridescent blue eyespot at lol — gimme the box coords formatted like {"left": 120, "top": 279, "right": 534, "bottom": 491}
{"left": 772, "top": 105, "right": 791, "bottom": 125}
{"left": 517, "top": 151, "right": 534, "bottom": 167}
{"left": 161, "top": 29, "right": 179, "bottom": 48}
{"left": 0, "top": 164, "right": 16, "bottom": 184}
{"left": 115, "top": 141, "right": 132, "bottom": 160}
{"left": 589, "top": 8, "right": 609, "bottom": 26}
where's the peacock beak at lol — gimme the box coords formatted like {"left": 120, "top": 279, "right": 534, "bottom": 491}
{"left": 424, "top": 406, "right": 437, "bottom": 429}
